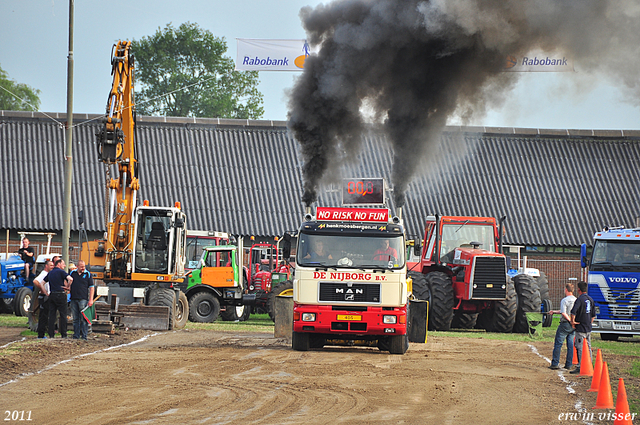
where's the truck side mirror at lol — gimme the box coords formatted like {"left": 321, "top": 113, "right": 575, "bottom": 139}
{"left": 174, "top": 217, "right": 184, "bottom": 228}
{"left": 580, "top": 243, "right": 588, "bottom": 268}
{"left": 413, "top": 238, "right": 421, "bottom": 257}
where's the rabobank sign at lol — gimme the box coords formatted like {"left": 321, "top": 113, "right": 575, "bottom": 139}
{"left": 236, "top": 39, "right": 312, "bottom": 71}
{"left": 503, "top": 51, "right": 574, "bottom": 72}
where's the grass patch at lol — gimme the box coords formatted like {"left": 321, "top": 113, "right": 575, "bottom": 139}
{"left": 185, "top": 313, "right": 274, "bottom": 333}
{"left": 0, "top": 314, "right": 29, "bottom": 328}
{"left": 631, "top": 360, "right": 640, "bottom": 378}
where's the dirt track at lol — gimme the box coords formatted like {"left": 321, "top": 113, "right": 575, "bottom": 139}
{"left": 1, "top": 329, "right": 599, "bottom": 425}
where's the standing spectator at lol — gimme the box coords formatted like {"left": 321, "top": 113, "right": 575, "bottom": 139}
{"left": 548, "top": 283, "right": 576, "bottom": 370}
{"left": 44, "top": 259, "right": 73, "bottom": 339}
{"left": 33, "top": 260, "right": 54, "bottom": 339}
{"left": 570, "top": 281, "right": 596, "bottom": 374}
{"left": 18, "top": 238, "right": 35, "bottom": 280}
{"left": 69, "top": 260, "right": 94, "bottom": 340}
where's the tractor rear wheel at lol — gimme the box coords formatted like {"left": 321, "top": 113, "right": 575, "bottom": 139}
{"left": 14, "top": 287, "right": 32, "bottom": 317}
{"left": 479, "top": 278, "right": 517, "bottom": 333}
{"left": 425, "top": 271, "right": 454, "bottom": 331}
{"left": 267, "top": 280, "right": 293, "bottom": 322}
{"left": 451, "top": 312, "right": 478, "bottom": 329}
{"left": 513, "top": 275, "right": 542, "bottom": 334}
{"left": 1, "top": 298, "right": 14, "bottom": 314}
{"left": 188, "top": 291, "right": 221, "bottom": 323}
{"left": 148, "top": 288, "right": 176, "bottom": 330}
{"left": 536, "top": 272, "right": 553, "bottom": 327}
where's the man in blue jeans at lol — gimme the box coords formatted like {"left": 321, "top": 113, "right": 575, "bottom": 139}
{"left": 69, "top": 260, "right": 94, "bottom": 340}
{"left": 549, "top": 283, "right": 576, "bottom": 370}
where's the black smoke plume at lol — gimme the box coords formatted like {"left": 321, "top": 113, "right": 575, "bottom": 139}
{"left": 287, "top": 0, "right": 640, "bottom": 207}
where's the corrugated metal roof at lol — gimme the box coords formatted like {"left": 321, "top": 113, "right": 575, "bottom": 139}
{"left": 1, "top": 111, "right": 639, "bottom": 247}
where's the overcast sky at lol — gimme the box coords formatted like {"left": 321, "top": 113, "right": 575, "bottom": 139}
{"left": 1, "top": 0, "right": 639, "bottom": 130}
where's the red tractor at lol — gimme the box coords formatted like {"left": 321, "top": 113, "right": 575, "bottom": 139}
{"left": 244, "top": 238, "right": 294, "bottom": 319}
{"left": 408, "top": 215, "right": 540, "bottom": 333}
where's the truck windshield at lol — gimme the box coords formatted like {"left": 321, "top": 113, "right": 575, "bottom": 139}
{"left": 297, "top": 234, "right": 405, "bottom": 269}
{"left": 591, "top": 240, "right": 640, "bottom": 270}
{"left": 439, "top": 223, "right": 496, "bottom": 262}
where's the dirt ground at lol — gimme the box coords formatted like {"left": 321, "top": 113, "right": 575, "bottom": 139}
{"left": 1, "top": 326, "right": 617, "bottom": 425}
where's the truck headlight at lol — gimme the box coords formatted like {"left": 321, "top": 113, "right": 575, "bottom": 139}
{"left": 302, "top": 313, "right": 316, "bottom": 322}
{"left": 383, "top": 315, "right": 397, "bottom": 324}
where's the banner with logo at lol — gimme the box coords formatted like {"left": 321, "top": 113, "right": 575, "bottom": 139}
{"left": 503, "top": 51, "right": 574, "bottom": 72}
{"left": 236, "top": 39, "right": 311, "bottom": 71}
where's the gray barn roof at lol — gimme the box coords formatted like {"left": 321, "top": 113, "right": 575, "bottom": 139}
{"left": 1, "top": 110, "right": 639, "bottom": 247}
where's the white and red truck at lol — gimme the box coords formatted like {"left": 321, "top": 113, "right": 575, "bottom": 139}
{"left": 291, "top": 179, "right": 418, "bottom": 354}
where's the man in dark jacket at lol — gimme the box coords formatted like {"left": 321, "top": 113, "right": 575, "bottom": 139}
{"left": 69, "top": 260, "right": 94, "bottom": 340}
{"left": 44, "top": 259, "right": 73, "bottom": 338}
{"left": 569, "top": 281, "right": 596, "bottom": 374}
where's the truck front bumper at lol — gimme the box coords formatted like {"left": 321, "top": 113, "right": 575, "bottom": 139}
{"left": 293, "top": 304, "right": 407, "bottom": 336}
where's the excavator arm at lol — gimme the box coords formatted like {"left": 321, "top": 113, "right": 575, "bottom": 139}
{"left": 96, "top": 40, "right": 140, "bottom": 278}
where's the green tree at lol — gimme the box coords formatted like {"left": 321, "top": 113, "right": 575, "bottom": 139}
{"left": 0, "top": 64, "right": 41, "bottom": 111}
{"left": 133, "top": 22, "right": 264, "bottom": 119}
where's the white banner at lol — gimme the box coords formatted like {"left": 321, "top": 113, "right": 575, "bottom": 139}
{"left": 503, "top": 51, "right": 574, "bottom": 72}
{"left": 236, "top": 39, "right": 311, "bottom": 71}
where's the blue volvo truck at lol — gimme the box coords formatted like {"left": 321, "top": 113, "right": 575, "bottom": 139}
{"left": 581, "top": 227, "right": 640, "bottom": 340}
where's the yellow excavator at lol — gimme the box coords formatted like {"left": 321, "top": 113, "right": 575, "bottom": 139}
{"left": 81, "top": 40, "right": 188, "bottom": 330}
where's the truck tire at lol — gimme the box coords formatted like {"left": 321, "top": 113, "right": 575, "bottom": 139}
{"left": 148, "top": 288, "right": 176, "bottom": 330}
{"left": 292, "top": 331, "right": 310, "bottom": 351}
{"left": 541, "top": 298, "right": 553, "bottom": 328}
{"left": 267, "top": 281, "right": 293, "bottom": 322}
{"left": 479, "top": 278, "right": 517, "bottom": 333}
{"left": 174, "top": 291, "right": 188, "bottom": 329}
{"left": 425, "top": 271, "right": 454, "bottom": 331}
{"left": 14, "top": 287, "right": 32, "bottom": 317}
{"left": 388, "top": 334, "right": 409, "bottom": 355}
{"left": 188, "top": 291, "right": 220, "bottom": 323}
{"left": 451, "top": 312, "right": 478, "bottom": 329}
{"left": 513, "top": 275, "right": 541, "bottom": 334}
{"left": 220, "top": 305, "right": 250, "bottom": 322}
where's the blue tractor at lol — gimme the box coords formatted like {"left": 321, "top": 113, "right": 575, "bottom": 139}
{"left": 0, "top": 255, "right": 34, "bottom": 317}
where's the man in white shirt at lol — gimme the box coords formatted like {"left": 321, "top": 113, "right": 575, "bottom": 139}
{"left": 33, "top": 259, "right": 54, "bottom": 339}
{"left": 549, "top": 283, "right": 577, "bottom": 370}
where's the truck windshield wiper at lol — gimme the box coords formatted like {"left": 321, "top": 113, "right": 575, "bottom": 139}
{"left": 359, "top": 264, "right": 389, "bottom": 271}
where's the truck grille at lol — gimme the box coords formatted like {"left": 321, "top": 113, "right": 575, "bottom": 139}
{"left": 470, "top": 256, "right": 507, "bottom": 299}
{"left": 319, "top": 282, "right": 380, "bottom": 303}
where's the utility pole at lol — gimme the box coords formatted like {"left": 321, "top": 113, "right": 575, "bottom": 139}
{"left": 62, "top": 0, "right": 74, "bottom": 270}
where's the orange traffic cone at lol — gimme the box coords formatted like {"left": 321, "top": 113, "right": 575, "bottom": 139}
{"left": 580, "top": 345, "right": 594, "bottom": 376}
{"left": 572, "top": 345, "right": 578, "bottom": 366}
{"left": 593, "top": 362, "right": 614, "bottom": 409}
{"left": 613, "top": 378, "right": 633, "bottom": 425}
{"left": 588, "top": 349, "right": 603, "bottom": 392}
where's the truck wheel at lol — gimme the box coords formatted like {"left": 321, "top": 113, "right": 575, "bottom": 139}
{"left": 292, "top": 331, "right": 310, "bottom": 351}
{"left": 480, "top": 278, "right": 517, "bottom": 333}
{"left": 513, "top": 275, "right": 541, "bottom": 334}
{"left": 220, "top": 305, "right": 250, "bottom": 321}
{"left": 451, "top": 312, "right": 478, "bottom": 329}
{"left": 541, "top": 299, "right": 553, "bottom": 327}
{"left": 174, "top": 291, "right": 188, "bottom": 329}
{"left": 188, "top": 291, "right": 220, "bottom": 323}
{"left": 388, "top": 334, "right": 409, "bottom": 355}
{"left": 14, "top": 287, "right": 32, "bottom": 317}
{"left": 425, "top": 271, "right": 454, "bottom": 331}
{"left": 148, "top": 288, "right": 176, "bottom": 330}
{"left": 267, "top": 281, "right": 293, "bottom": 322}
